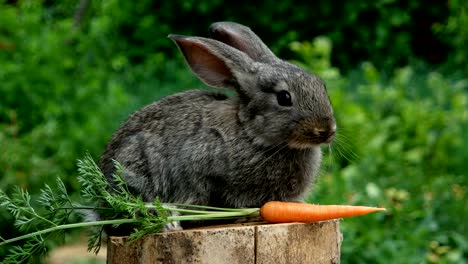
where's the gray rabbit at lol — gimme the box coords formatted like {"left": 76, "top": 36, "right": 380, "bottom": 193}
{"left": 99, "top": 22, "right": 336, "bottom": 229}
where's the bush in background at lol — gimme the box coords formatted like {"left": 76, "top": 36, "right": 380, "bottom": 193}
{"left": 293, "top": 37, "right": 467, "bottom": 263}
{"left": 434, "top": 0, "right": 468, "bottom": 77}
{"left": 72, "top": 0, "right": 452, "bottom": 71}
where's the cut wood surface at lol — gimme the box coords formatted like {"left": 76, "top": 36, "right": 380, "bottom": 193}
{"left": 108, "top": 221, "right": 342, "bottom": 264}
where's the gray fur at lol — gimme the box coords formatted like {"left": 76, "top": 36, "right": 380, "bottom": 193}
{"left": 99, "top": 22, "right": 336, "bottom": 227}
{"left": 209, "top": 22, "right": 276, "bottom": 62}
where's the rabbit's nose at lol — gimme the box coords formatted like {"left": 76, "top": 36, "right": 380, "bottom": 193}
{"left": 317, "top": 128, "right": 336, "bottom": 143}
{"left": 314, "top": 128, "right": 335, "bottom": 143}
{"left": 289, "top": 117, "right": 337, "bottom": 147}
{"left": 315, "top": 120, "right": 336, "bottom": 143}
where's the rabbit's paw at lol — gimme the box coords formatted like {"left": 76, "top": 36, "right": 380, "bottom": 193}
{"left": 163, "top": 220, "right": 182, "bottom": 231}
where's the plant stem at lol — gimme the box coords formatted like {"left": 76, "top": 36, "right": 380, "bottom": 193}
{"left": 164, "top": 203, "right": 258, "bottom": 212}
{"left": 59, "top": 206, "right": 123, "bottom": 212}
{"left": 0, "top": 218, "right": 138, "bottom": 246}
{"left": 168, "top": 209, "right": 260, "bottom": 221}
{"left": 0, "top": 208, "right": 260, "bottom": 247}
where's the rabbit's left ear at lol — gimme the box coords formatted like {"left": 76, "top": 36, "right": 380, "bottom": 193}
{"left": 169, "top": 34, "right": 254, "bottom": 91}
{"left": 209, "top": 22, "right": 276, "bottom": 63}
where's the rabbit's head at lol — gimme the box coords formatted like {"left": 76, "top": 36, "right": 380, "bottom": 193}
{"left": 169, "top": 22, "right": 336, "bottom": 149}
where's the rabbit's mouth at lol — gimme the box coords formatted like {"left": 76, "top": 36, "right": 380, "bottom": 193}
{"left": 288, "top": 120, "right": 336, "bottom": 149}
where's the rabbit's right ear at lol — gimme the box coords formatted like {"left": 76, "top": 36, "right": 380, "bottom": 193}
{"left": 169, "top": 34, "right": 254, "bottom": 90}
{"left": 209, "top": 22, "right": 276, "bottom": 63}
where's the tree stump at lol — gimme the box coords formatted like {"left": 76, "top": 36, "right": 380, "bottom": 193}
{"left": 107, "top": 221, "right": 342, "bottom": 264}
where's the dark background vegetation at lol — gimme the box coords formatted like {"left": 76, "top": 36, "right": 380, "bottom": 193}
{"left": 0, "top": 0, "right": 467, "bottom": 263}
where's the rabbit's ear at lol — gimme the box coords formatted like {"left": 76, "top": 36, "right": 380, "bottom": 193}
{"left": 169, "top": 34, "right": 253, "bottom": 90}
{"left": 209, "top": 22, "right": 276, "bottom": 63}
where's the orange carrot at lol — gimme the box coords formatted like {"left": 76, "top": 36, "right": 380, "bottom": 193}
{"left": 260, "top": 201, "right": 386, "bottom": 223}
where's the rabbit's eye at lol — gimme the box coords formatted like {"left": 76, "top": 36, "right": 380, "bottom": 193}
{"left": 276, "top": 90, "right": 292, "bottom": 106}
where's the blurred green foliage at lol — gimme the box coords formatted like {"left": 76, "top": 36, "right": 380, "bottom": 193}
{"left": 0, "top": 0, "right": 466, "bottom": 262}
{"left": 61, "top": 0, "right": 453, "bottom": 71}
{"left": 434, "top": 0, "right": 468, "bottom": 76}
{"left": 295, "top": 38, "right": 467, "bottom": 263}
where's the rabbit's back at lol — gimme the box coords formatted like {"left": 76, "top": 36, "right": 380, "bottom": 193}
{"left": 99, "top": 90, "right": 234, "bottom": 202}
